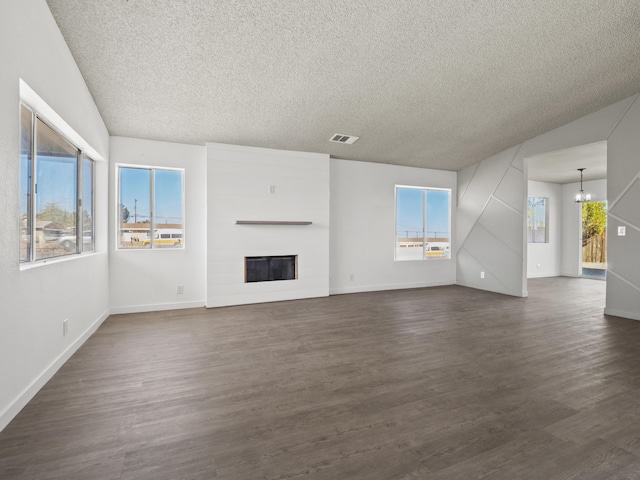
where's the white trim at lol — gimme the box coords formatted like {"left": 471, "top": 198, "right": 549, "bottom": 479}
{"left": 609, "top": 176, "right": 640, "bottom": 211}
{"left": 19, "top": 79, "right": 104, "bottom": 162}
{"left": 607, "top": 270, "right": 640, "bottom": 293}
{"left": 19, "top": 251, "right": 104, "bottom": 271}
{"left": 604, "top": 308, "right": 640, "bottom": 322}
{"left": 455, "top": 281, "right": 527, "bottom": 298}
{"left": 457, "top": 162, "right": 479, "bottom": 204}
{"left": 608, "top": 212, "right": 640, "bottom": 233}
{"left": 527, "top": 272, "right": 562, "bottom": 279}
{"left": 115, "top": 164, "right": 186, "bottom": 251}
{"left": 605, "top": 93, "right": 640, "bottom": 140}
{"left": 0, "top": 309, "right": 110, "bottom": 432}
{"left": 110, "top": 300, "right": 205, "bottom": 315}
{"left": 330, "top": 280, "right": 454, "bottom": 295}
{"left": 493, "top": 193, "right": 522, "bottom": 215}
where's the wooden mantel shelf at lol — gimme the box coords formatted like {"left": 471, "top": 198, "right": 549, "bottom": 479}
{"left": 235, "top": 220, "right": 312, "bottom": 225}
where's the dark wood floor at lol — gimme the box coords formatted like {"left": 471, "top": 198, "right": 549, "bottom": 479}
{"left": 2, "top": 278, "right": 640, "bottom": 479}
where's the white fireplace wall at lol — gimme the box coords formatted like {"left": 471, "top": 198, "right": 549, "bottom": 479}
{"left": 206, "top": 143, "right": 330, "bottom": 307}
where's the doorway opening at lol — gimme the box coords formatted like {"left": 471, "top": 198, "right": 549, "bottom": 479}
{"left": 581, "top": 201, "right": 607, "bottom": 279}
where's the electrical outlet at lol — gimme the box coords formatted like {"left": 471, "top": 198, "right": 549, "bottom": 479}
{"left": 537, "top": 263, "right": 541, "bottom": 269}
{"left": 268, "top": 185, "right": 276, "bottom": 195}
{"left": 177, "top": 285, "right": 184, "bottom": 295}
{"left": 480, "top": 271, "right": 485, "bottom": 279}
{"left": 349, "top": 273, "right": 355, "bottom": 282}
{"left": 63, "top": 319, "right": 68, "bottom": 336}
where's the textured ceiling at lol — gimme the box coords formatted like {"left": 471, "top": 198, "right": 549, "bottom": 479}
{"left": 46, "top": 0, "right": 640, "bottom": 171}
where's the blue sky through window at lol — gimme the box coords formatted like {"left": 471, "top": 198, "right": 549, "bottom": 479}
{"left": 396, "top": 187, "right": 450, "bottom": 238}
{"left": 119, "top": 167, "right": 183, "bottom": 225}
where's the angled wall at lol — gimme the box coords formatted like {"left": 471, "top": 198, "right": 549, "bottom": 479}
{"left": 606, "top": 96, "right": 640, "bottom": 320}
{"left": 457, "top": 95, "right": 639, "bottom": 304}
{"left": 457, "top": 146, "right": 526, "bottom": 296}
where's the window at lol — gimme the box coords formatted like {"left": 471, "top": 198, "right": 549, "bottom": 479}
{"left": 527, "top": 197, "right": 548, "bottom": 243}
{"left": 395, "top": 186, "right": 451, "bottom": 261}
{"left": 118, "top": 166, "right": 184, "bottom": 249}
{"left": 19, "top": 104, "right": 95, "bottom": 263}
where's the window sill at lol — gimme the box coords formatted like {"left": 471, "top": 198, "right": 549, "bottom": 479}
{"left": 395, "top": 257, "right": 452, "bottom": 262}
{"left": 236, "top": 220, "right": 312, "bottom": 225}
{"left": 19, "top": 251, "right": 104, "bottom": 271}
{"left": 115, "top": 247, "right": 185, "bottom": 252}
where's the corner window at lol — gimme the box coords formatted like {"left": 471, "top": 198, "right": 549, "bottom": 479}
{"left": 19, "top": 104, "right": 95, "bottom": 263}
{"left": 117, "top": 166, "right": 184, "bottom": 249}
{"left": 527, "top": 197, "right": 548, "bottom": 243}
{"left": 395, "top": 186, "right": 451, "bottom": 261}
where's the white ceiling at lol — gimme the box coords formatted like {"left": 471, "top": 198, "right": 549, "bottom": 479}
{"left": 46, "top": 0, "right": 640, "bottom": 171}
{"left": 527, "top": 141, "right": 607, "bottom": 184}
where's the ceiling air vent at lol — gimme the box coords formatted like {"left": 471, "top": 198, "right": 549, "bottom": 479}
{"left": 330, "top": 133, "right": 359, "bottom": 144}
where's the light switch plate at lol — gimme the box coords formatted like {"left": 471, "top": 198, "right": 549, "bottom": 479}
{"left": 618, "top": 226, "right": 626, "bottom": 236}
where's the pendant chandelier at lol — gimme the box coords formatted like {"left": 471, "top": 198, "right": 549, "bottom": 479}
{"left": 575, "top": 168, "right": 591, "bottom": 203}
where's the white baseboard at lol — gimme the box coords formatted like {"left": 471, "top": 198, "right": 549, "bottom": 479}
{"left": 527, "top": 272, "right": 561, "bottom": 279}
{"left": 110, "top": 300, "right": 205, "bottom": 315}
{"left": 604, "top": 308, "right": 640, "bottom": 321}
{"left": 455, "top": 280, "right": 526, "bottom": 298}
{"left": 0, "top": 308, "right": 110, "bottom": 432}
{"left": 330, "top": 280, "right": 453, "bottom": 296}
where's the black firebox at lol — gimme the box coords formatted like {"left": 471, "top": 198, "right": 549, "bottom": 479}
{"left": 245, "top": 255, "right": 297, "bottom": 283}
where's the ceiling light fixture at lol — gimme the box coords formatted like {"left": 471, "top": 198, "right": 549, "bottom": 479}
{"left": 575, "top": 168, "right": 591, "bottom": 203}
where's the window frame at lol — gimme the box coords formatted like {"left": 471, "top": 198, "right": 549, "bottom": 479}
{"left": 527, "top": 196, "right": 549, "bottom": 244}
{"left": 394, "top": 185, "right": 452, "bottom": 262}
{"left": 19, "top": 103, "right": 96, "bottom": 265}
{"left": 116, "top": 164, "right": 185, "bottom": 250}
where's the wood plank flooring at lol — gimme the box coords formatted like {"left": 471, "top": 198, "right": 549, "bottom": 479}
{"left": 2, "top": 277, "right": 640, "bottom": 479}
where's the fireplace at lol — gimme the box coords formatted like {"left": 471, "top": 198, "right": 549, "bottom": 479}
{"left": 245, "top": 255, "right": 297, "bottom": 283}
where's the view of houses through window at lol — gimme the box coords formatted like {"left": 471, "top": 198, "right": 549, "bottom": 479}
{"left": 118, "top": 166, "right": 184, "bottom": 249}
{"left": 19, "top": 104, "right": 94, "bottom": 263}
{"left": 395, "top": 186, "right": 451, "bottom": 261}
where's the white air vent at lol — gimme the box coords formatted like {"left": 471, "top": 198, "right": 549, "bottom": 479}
{"left": 330, "top": 133, "right": 359, "bottom": 144}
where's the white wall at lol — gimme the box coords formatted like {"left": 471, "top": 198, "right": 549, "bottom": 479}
{"left": 207, "top": 143, "right": 330, "bottom": 307}
{"left": 109, "top": 137, "right": 207, "bottom": 313}
{"left": 561, "top": 179, "right": 607, "bottom": 277}
{"left": 0, "top": 1, "right": 110, "bottom": 431}
{"left": 330, "top": 159, "right": 456, "bottom": 294}
{"left": 527, "top": 180, "right": 562, "bottom": 278}
{"left": 458, "top": 93, "right": 640, "bottom": 321}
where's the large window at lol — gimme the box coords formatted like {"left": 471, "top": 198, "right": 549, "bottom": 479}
{"left": 527, "top": 197, "right": 548, "bottom": 243}
{"left": 395, "top": 186, "right": 451, "bottom": 261}
{"left": 118, "top": 166, "right": 184, "bottom": 249}
{"left": 20, "top": 104, "right": 95, "bottom": 263}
